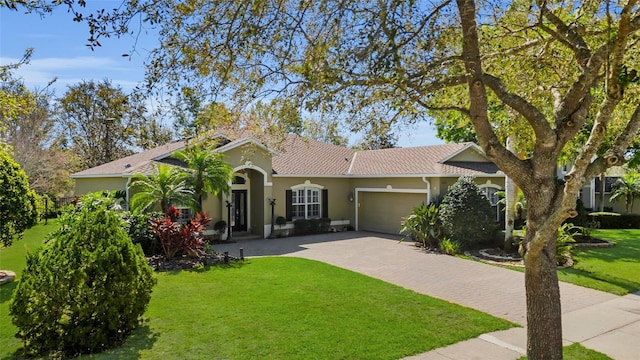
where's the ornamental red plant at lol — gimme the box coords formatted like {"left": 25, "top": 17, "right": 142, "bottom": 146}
{"left": 149, "top": 208, "right": 211, "bottom": 260}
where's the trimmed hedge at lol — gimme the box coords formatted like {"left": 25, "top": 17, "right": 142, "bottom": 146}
{"left": 294, "top": 218, "right": 332, "bottom": 235}
{"left": 589, "top": 212, "right": 640, "bottom": 229}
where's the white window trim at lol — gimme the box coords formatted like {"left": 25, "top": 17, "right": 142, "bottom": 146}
{"left": 479, "top": 181, "right": 502, "bottom": 221}
{"left": 290, "top": 181, "right": 324, "bottom": 220}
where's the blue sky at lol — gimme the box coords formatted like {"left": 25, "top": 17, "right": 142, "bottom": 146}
{"left": 0, "top": 1, "right": 443, "bottom": 147}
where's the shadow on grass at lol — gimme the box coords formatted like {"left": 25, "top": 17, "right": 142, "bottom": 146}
{"left": 162, "top": 259, "right": 250, "bottom": 276}
{"left": 0, "top": 282, "right": 17, "bottom": 305}
{"left": 3, "top": 325, "right": 159, "bottom": 360}
{"left": 558, "top": 266, "right": 640, "bottom": 294}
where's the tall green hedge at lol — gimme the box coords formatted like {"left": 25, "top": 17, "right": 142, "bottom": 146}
{"left": 10, "top": 194, "right": 156, "bottom": 357}
{"left": 0, "top": 147, "right": 38, "bottom": 247}
{"left": 438, "top": 175, "right": 498, "bottom": 247}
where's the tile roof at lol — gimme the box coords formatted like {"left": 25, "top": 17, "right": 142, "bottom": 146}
{"left": 272, "top": 135, "right": 355, "bottom": 175}
{"left": 71, "top": 140, "right": 188, "bottom": 177}
{"left": 71, "top": 133, "right": 501, "bottom": 178}
{"left": 347, "top": 143, "right": 469, "bottom": 175}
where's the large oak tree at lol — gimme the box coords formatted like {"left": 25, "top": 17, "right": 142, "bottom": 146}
{"left": 7, "top": 1, "right": 640, "bottom": 358}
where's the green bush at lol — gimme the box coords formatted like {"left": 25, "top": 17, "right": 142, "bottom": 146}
{"left": 10, "top": 193, "right": 156, "bottom": 357}
{"left": 0, "top": 147, "right": 39, "bottom": 246}
{"left": 556, "top": 223, "right": 577, "bottom": 266}
{"left": 400, "top": 202, "right": 441, "bottom": 248}
{"left": 25, "top": 190, "right": 47, "bottom": 227}
{"left": 124, "top": 211, "right": 162, "bottom": 255}
{"left": 309, "top": 218, "right": 321, "bottom": 233}
{"left": 439, "top": 238, "right": 462, "bottom": 255}
{"left": 438, "top": 175, "right": 498, "bottom": 248}
{"left": 589, "top": 212, "right": 640, "bottom": 228}
{"left": 319, "top": 218, "right": 332, "bottom": 232}
{"left": 294, "top": 219, "right": 311, "bottom": 234}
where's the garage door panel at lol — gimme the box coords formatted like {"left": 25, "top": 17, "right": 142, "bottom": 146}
{"left": 359, "top": 192, "right": 427, "bottom": 234}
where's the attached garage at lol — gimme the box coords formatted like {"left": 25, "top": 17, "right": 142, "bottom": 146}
{"left": 357, "top": 190, "right": 429, "bottom": 234}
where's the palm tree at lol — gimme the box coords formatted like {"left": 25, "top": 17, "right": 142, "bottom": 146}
{"left": 173, "top": 144, "right": 233, "bottom": 212}
{"left": 609, "top": 172, "right": 640, "bottom": 213}
{"left": 129, "top": 163, "right": 195, "bottom": 213}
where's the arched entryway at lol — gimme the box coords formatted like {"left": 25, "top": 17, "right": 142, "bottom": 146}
{"left": 231, "top": 174, "right": 249, "bottom": 232}
{"left": 229, "top": 165, "right": 269, "bottom": 237}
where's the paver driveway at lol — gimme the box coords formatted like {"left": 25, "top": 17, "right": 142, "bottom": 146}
{"left": 213, "top": 231, "right": 614, "bottom": 326}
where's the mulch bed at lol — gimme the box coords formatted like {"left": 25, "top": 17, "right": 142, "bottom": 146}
{"left": 148, "top": 252, "right": 241, "bottom": 272}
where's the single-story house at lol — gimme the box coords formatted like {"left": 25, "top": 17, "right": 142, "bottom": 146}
{"left": 70, "top": 134, "right": 509, "bottom": 237}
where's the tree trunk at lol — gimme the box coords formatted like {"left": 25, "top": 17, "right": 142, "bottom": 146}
{"left": 504, "top": 137, "right": 517, "bottom": 251}
{"left": 524, "top": 210, "right": 563, "bottom": 359}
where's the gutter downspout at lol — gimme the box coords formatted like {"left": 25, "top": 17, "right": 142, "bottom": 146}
{"left": 125, "top": 176, "right": 132, "bottom": 211}
{"left": 422, "top": 177, "right": 431, "bottom": 204}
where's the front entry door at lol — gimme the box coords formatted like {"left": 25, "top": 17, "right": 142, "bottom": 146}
{"left": 231, "top": 190, "right": 247, "bottom": 232}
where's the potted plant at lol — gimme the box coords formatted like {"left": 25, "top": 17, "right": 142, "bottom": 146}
{"left": 275, "top": 216, "right": 288, "bottom": 237}
{"left": 213, "top": 220, "right": 228, "bottom": 241}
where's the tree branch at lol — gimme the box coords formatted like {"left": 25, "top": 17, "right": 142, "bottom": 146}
{"left": 483, "top": 73, "right": 552, "bottom": 141}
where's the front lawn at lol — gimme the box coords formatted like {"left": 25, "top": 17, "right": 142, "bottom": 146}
{"left": 0, "top": 222, "right": 514, "bottom": 359}
{"left": 557, "top": 229, "right": 640, "bottom": 295}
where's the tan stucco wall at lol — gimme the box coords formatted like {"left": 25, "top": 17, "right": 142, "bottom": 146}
{"left": 222, "top": 145, "right": 273, "bottom": 183}
{"left": 74, "top": 177, "right": 128, "bottom": 195}
{"left": 448, "top": 149, "right": 488, "bottom": 162}
{"left": 272, "top": 177, "right": 355, "bottom": 223}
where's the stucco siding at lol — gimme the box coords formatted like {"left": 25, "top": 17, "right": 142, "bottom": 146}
{"left": 75, "top": 177, "right": 127, "bottom": 195}
{"left": 448, "top": 149, "right": 488, "bottom": 162}
{"left": 272, "top": 177, "right": 354, "bottom": 223}
{"left": 223, "top": 145, "right": 273, "bottom": 184}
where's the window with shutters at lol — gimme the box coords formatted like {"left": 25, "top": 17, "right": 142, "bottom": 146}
{"left": 286, "top": 183, "right": 328, "bottom": 221}
{"left": 292, "top": 187, "right": 321, "bottom": 219}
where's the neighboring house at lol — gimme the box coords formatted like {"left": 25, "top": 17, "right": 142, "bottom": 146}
{"left": 557, "top": 163, "right": 637, "bottom": 213}
{"left": 71, "top": 134, "right": 505, "bottom": 237}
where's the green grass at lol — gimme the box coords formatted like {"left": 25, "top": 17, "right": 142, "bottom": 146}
{"left": 0, "top": 220, "right": 60, "bottom": 358}
{"left": 518, "top": 343, "right": 613, "bottom": 359}
{"left": 556, "top": 229, "right": 640, "bottom": 295}
{"left": 0, "top": 222, "right": 514, "bottom": 359}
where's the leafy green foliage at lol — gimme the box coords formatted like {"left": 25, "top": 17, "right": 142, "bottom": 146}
{"left": 439, "top": 176, "right": 497, "bottom": 247}
{"left": 400, "top": 202, "right": 441, "bottom": 248}
{"left": 0, "top": 147, "right": 38, "bottom": 247}
{"left": 149, "top": 206, "right": 210, "bottom": 259}
{"left": 56, "top": 80, "right": 150, "bottom": 169}
{"left": 123, "top": 211, "right": 162, "bottom": 255}
{"left": 609, "top": 172, "right": 640, "bottom": 213}
{"left": 9, "top": 193, "right": 155, "bottom": 357}
{"left": 172, "top": 144, "right": 233, "bottom": 212}
{"left": 556, "top": 223, "right": 577, "bottom": 267}
{"left": 130, "top": 163, "right": 195, "bottom": 213}
{"left": 439, "top": 238, "right": 461, "bottom": 255}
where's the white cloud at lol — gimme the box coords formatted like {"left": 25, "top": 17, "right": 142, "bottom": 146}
{"left": 1, "top": 56, "right": 144, "bottom": 93}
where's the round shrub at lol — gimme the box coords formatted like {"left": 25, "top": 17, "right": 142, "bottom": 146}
{"left": 10, "top": 194, "right": 156, "bottom": 357}
{"left": 438, "top": 175, "right": 498, "bottom": 247}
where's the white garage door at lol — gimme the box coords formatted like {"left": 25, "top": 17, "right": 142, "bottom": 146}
{"left": 358, "top": 192, "right": 428, "bottom": 234}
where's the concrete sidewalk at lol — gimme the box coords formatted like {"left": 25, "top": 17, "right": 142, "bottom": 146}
{"left": 213, "top": 232, "right": 640, "bottom": 359}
